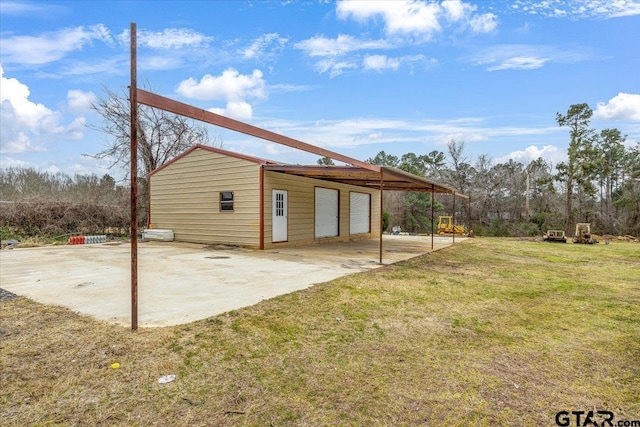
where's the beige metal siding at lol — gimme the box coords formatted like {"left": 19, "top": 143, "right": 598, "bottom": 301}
{"left": 263, "top": 171, "right": 380, "bottom": 249}
{"left": 149, "top": 148, "right": 260, "bottom": 247}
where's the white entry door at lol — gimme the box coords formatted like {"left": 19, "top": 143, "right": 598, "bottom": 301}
{"left": 272, "top": 190, "right": 288, "bottom": 242}
{"left": 315, "top": 187, "right": 339, "bottom": 238}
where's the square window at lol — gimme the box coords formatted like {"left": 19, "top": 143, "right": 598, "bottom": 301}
{"left": 220, "top": 191, "right": 234, "bottom": 211}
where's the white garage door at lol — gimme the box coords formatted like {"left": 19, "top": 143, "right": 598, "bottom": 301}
{"left": 350, "top": 192, "right": 370, "bottom": 235}
{"left": 315, "top": 187, "right": 338, "bottom": 238}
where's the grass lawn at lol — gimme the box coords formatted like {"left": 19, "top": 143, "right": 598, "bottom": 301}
{"left": 1, "top": 238, "right": 639, "bottom": 426}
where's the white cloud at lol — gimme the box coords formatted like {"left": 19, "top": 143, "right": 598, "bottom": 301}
{"left": 0, "top": 156, "right": 31, "bottom": 169}
{"left": 208, "top": 101, "right": 254, "bottom": 121}
{"left": 363, "top": 54, "right": 401, "bottom": 71}
{"left": 263, "top": 143, "right": 294, "bottom": 156}
{"left": 240, "top": 33, "right": 288, "bottom": 59}
{"left": 362, "top": 54, "right": 432, "bottom": 72}
{"left": 0, "top": 24, "right": 112, "bottom": 65}
{"left": 225, "top": 101, "right": 253, "bottom": 120}
{"left": 295, "top": 34, "right": 394, "bottom": 76}
{"left": 0, "top": 153, "right": 116, "bottom": 180}
{"left": 432, "top": 132, "right": 489, "bottom": 145}
{"left": 336, "top": 0, "right": 497, "bottom": 38}
{"left": 60, "top": 56, "right": 127, "bottom": 77}
{"left": 113, "top": 28, "right": 213, "bottom": 72}
{"left": 443, "top": 0, "right": 498, "bottom": 31}
{"left": 0, "top": 131, "right": 35, "bottom": 154}
{"left": 488, "top": 55, "right": 549, "bottom": 71}
{"left": 0, "top": 1, "right": 68, "bottom": 16}
{"left": 65, "top": 117, "right": 87, "bottom": 141}
{"left": 469, "top": 13, "right": 498, "bottom": 32}
{"left": 269, "top": 83, "right": 317, "bottom": 94}
{"left": 67, "top": 90, "right": 96, "bottom": 113}
{"left": 314, "top": 59, "right": 358, "bottom": 78}
{"left": 295, "top": 34, "right": 392, "bottom": 57}
{"left": 337, "top": 0, "right": 442, "bottom": 37}
{"left": 177, "top": 68, "right": 267, "bottom": 120}
{"left": 176, "top": 68, "right": 266, "bottom": 102}
{"left": 442, "top": 0, "right": 471, "bottom": 21}
{"left": 0, "top": 65, "right": 86, "bottom": 154}
{"left": 0, "top": 65, "right": 62, "bottom": 153}
{"left": 471, "top": 44, "right": 592, "bottom": 71}
{"left": 512, "top": 0, "right": 640, "bottom": 19}
{"left": 141, "top": 55, "right": 182, "bottom": 71}
{"left": 594, "top": 93, "right": 640, "bottom": 121}
{"left": 118, "top": 28, "right": 212, "bottom": 49}
{"left": 496, "top": 144, "right": 566, "bottom": 167}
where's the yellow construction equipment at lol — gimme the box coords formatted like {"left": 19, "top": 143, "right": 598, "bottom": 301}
{"left": 437, "top": 216, "right": 465, "bottom": 235}
{"left": 573, "top": 223, "right": 599, "bottom": 244}
{"left": 543, "top": 230, "right": 567, "bottom": 243}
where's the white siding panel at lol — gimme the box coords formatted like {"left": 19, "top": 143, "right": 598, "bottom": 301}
{"left": 350, "top": 192, "right": 370, "bottom": 234}
{"left": 315, "top": 187, "right": 338, "bottom": 238}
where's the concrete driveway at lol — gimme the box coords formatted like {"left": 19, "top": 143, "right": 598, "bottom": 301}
{"left": 0, "top": 235, "right": 461, "bottom": 327}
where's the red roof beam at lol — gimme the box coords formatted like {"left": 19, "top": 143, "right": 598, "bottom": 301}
{"left": 136, "top": 89, "right": 379, "bottom": 172}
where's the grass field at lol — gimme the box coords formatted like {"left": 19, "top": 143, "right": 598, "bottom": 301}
{"left": 1, "top": 238, "right": 639, "bottom": 426}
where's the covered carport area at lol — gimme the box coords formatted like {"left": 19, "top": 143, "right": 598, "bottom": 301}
{"left": 263, "top": 164, "right": 468, "bottom": 263}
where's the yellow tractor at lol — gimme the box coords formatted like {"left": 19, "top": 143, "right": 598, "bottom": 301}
{"left": 437, "top": 216, "right": 465, "bottom": 235}
{"left": 573, "top": 223, "right": 599, "bottom": 244}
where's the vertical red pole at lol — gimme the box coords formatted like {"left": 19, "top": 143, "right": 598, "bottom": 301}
{"left": 452, "top": 191, "right": 456, "bottom": 245}
{"left": 379, "top": 169, "right": 384, "bottom": 265}
{"left": 431, "top": 186, "right": 434, "bottom": 251}
{"left": 259, "top": 166, "right": 264, "bottom": 250}
{"left": 130, "top": 23, "right": 138, "bottom": 331}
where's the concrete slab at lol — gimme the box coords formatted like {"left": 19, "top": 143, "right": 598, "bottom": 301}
{"left": 0, "top": 235, "right": 462, "bottom": 327}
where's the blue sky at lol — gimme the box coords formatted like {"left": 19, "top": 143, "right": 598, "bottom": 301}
{"left": 1, "top": 0, "right": 639, "bottom": 180}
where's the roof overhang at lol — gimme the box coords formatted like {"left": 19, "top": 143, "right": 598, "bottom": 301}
{"left": 263, "top": 165, "right": 468, "bottom": 197}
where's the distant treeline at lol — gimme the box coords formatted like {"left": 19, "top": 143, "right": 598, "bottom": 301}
{"left": 0, "top": 168, "right": 140, "bottom": 239}
{"left": 367, "top": 139, "right": 639, "bottom": 237}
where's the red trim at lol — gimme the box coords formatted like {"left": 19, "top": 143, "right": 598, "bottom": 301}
{"left": 146, "top": 144, "right": 280, "bottom": 177}
{"left": 147, "top": 177, "right": 152, "bottom": 228}
{"left": 259, "top": 166, "right": 264, "bottom": 250}
{"left": 137, "top": 89, "right": 379, "bottom": 172}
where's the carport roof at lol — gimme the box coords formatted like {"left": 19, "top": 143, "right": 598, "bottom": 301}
{"left": 264, "top": 165, "right": 466, "bottom": 195}
{"left": 137, "top": 89, "right": 467, "bottom": 198}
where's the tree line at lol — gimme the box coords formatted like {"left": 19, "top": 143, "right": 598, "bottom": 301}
{"left": 362, "top": 103, "right": 639, "bottom": 236}
{"left": 2, "top": 97, "right": 638, "bottom": 240}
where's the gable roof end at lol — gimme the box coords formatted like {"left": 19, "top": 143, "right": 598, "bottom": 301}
{"left": 146, "top": 144, "right": 281, "bottom": 177}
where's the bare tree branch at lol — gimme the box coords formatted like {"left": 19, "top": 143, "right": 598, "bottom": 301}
{"left": 85, "top": 83, "right": 218, "bottom": 178}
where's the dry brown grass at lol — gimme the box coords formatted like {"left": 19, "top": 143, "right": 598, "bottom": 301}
{"left": 1, "top": 238, "right": 639, "bottom": 426}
